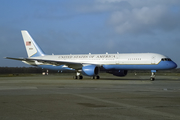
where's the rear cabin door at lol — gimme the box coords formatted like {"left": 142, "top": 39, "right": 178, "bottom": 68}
{"left": 116, "top": 55, "right": 120, "bottom": 64}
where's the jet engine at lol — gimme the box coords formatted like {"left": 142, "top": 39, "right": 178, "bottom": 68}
{"left": 107, "top": 70, "right": 128, "bottom": 77}
{"left": 82, "top": 65, "right": 99, "bottom": 76}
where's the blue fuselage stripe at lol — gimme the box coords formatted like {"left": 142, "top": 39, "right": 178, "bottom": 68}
{"left": 103, "top": 61, "right": 177, "bottom": 70}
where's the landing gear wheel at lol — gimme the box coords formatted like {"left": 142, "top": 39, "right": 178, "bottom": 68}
{"left": 150, "top": 77, "right": 155, "bottom": 81}
{"left": 73, "top": 75, "right": 83, "bottom": 79}
{"left": 79, "top": 75, "right": 83, "bottom": 79}
{"left": 91, "top": 76, "right": 100, "bottom": 79}
{"left": 96, "top": 76, "right": 100, "bottom": 79}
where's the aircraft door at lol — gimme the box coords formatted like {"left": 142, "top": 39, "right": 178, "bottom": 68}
{"left": 151, "top": 56, "right": 156, "bottom": 64}
{"left": 115, "top": 55, "right": 120, "bottom": 64}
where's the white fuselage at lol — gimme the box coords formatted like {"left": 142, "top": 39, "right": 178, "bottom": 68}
{"left": 28, "top": 53, "right": 164, "bottom": 66}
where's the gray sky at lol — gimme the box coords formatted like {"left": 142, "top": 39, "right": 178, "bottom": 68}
{"left": 0, "top": 0, "right": 180, "bottom": 67}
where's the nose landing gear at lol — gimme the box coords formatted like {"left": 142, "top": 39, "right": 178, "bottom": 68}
{"left": 150, "top": 70, "right": 156, "bottom": 81}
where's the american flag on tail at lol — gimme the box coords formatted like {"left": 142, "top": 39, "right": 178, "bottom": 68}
{"left": 26, "top": 41, "right": 31, "bottom": 46}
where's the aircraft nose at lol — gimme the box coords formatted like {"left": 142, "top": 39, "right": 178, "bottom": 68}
{"left": 170, "top": 61, "right": 177, "bottom": 69}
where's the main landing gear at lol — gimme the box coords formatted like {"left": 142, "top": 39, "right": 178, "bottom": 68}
{"left": 73, "top": 72, "right": 100, "bottom": 80}
{"left": 150, "top": 70, "right": 156, "bottom": 81}
{"left": 73, "top": 72, "right": 83, "bottom": 79}
{"left": 73, "top": 75, "right": 83, "bottom": 79}
{"left": 91, "top": 76, "right": 100, "bottom": 79}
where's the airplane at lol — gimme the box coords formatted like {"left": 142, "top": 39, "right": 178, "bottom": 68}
{"left": 5, "top": 30, "right": 177, "bottom": 81}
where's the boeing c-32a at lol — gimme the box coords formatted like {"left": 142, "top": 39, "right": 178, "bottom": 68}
{"left": 5, "top": 30, "right": 177, "bottom": 81}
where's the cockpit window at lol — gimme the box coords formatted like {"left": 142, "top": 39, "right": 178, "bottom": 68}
{"left": 161, "top": 58, "right": 172, "bottom": 61}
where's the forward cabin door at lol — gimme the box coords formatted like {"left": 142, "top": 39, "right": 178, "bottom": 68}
{"left": 151, "top": 56, "right": 156, "bottom": 64}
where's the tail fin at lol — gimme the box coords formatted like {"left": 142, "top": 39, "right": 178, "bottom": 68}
{"left": 21, "top": 30, "right": 45, "bottom": 57}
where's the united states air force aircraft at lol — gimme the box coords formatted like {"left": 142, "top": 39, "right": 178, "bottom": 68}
{"left": 5, "top": 30, "right": 177, "bottom": 81}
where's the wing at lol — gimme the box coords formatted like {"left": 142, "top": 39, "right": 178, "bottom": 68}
{"left": 5, "top": 57, "right": 84, "bottom": 70}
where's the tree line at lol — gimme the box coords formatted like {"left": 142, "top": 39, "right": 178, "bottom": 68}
{"left": 0, "top": 67, "right": 43, "bottom": 74}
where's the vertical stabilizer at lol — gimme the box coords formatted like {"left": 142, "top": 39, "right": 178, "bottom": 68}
{"left": 21, "top": 30, "right": 45, "bottom": 57}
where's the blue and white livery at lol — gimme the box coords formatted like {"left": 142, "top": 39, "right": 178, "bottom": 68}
{"left": 5, "top": 30, "right": 177, "bottom": 81}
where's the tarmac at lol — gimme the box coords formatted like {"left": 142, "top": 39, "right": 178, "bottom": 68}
{"left": 0, "top": 74, "right": 180, "bottom": 120}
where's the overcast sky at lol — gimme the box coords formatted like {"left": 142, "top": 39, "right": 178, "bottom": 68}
{"left": 0, "top": 0, "right": 180, "bottom": 67}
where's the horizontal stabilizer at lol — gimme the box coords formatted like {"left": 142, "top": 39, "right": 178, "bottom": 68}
{"left": 5, "top": 57, "right": 28, "bottom": 61}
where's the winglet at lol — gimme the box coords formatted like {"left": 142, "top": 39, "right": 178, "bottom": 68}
{"left": 21, "top": 30, "right": 45, "bottom": 57}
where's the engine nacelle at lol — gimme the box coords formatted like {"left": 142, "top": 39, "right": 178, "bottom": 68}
{"left": 107, "top": 70, "right": 128, "bottom": 77}
{"left": 82, "top": 65, "right": 99, "bottom": 76}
